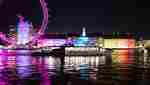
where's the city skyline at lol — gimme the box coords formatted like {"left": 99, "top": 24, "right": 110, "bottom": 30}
{"left": 0, "top": 0, "right": 150, "bottom": 35}
{"left": 1, "top": 1, "right": 150, "bottom": 85}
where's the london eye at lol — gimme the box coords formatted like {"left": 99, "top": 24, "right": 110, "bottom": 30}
{"left": 0, "top": 0, "right": 49, "bottom": 45}
{"left": 31, "top": 0, "right": 49, "bottom": 42}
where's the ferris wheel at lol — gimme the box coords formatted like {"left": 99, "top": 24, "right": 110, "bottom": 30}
{"left": 38, "top": 0, "right": 49, "bottom": 35}
{"left": 0, "top": 0, "right": 49, "bottom": 45}
{"left": 31, "top": 0, "right": 49, "bottom": 41}
{"left": 26, "top": 0, "right": 49, "bottom": 44}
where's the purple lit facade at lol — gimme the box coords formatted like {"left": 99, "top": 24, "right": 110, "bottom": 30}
{"left": 37, "top": 39, "right": 66, "bottom": 47}
{"left": 17, "top": 16, "right": 30, "bottom": 45}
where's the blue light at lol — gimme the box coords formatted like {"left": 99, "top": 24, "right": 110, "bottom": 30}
{"left": 74, "top": 36, "right": 89, "bottom": 46}
{"left": 78, "top": 37, "right": 88, "bottom": 41}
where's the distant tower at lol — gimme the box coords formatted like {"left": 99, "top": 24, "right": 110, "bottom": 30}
{"left": 82, "top": 27, "right": 86, "bottom": 37}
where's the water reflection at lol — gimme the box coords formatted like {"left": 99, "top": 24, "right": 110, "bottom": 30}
{"left": 0, "top": 49, "right": 150, "bottom": 85}
{"left": 16, "top": 55, "right": 31, "bottom": 78}
{"left": 65, "top": 56, "right": 104, "bottom": 67}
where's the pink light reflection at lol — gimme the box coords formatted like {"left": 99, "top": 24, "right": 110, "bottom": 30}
{"left": 16, "top": 50, "right": 31, "bottom": 78}
{"left": 35, "top": 57, "right": 51, "bottom": 85}
{"left": 0, "top": 55, "right": 6, "bottom": 69}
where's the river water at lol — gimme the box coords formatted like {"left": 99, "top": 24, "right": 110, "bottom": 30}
{"left": 0, "top": 49, "right": 150, "bottom": 85}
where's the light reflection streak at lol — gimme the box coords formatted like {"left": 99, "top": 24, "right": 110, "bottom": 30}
{"left": 65, "top": 56, "right": 104, "bottom": 68}
{"left": 65, "top": 56, "right": 101, "bottom": 80}
{"left": 16, "top": 50, "right": 31, "bottom": 78}
{"left": 6, "top": 56, "right": 16, "bottom": 68}
{"left": 48, "top": 57, "right": 55, "bottom": 68}
{"left": 112, "top": 50, "right": 133, "bottom": 65}
{"left": 0, "top": 55, "right": 6, "bottom": 69}
{"left": 79, "top": 64, "right": 89, "bottom": 80}
{"left": 35, "top": 56, "right": 51, "bottom": 85}
{"left": 0, "top": 79, "right": 6, "bottom": 85}
{"left": 0, "top": 55, "right": 16, "bottom": 85}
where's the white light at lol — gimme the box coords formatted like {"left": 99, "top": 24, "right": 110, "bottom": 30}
{"left": 65, "top": 47, "right": 99, "bottom": 52}
{"left": 82, "top": 27, "right": 86, "bottom": 37}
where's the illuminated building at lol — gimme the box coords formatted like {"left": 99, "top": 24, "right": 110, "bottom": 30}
{"left": 8, "top": 25, "right": 17, "bottom": 45}
{"left": 37, "top": 39, "right": 66, "bottom": 47}
{"left": 65, "top": 47, "right": 100, "bottom": 56}
{"left": 0, "top": 25, "right": 139, "bottom": 49}
{"left": 74, "top": 27, "right": 90, "bottom": 47}
{"left": 96, "top": 37, "right": 104, "bottom": 47}
{"left": 16, "top": 51, "right": 32, "bottom": 78}
{"left": 103, "top": 39, "right": 135, "bottom": 49}
{"left": 73, "top": 36, "right": 89, "bottom": 47}
{"left": 17, "top": 16, "right": 30, "bottom": 45}
{"left": 144, "top": 40, "right": 150, "bottom": 48}
{"left": 65, "top": 37, "right": 74, "bottom": 46}
{"left": 136, "top": 37, "right": 144, "bottom": 48}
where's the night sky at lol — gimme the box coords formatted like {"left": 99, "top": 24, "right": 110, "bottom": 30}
{"left": 0, "top": 0, "right": 150, "bottom": 36}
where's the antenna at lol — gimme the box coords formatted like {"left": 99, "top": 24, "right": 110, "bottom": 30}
{"left": 82, "top": 27, "right": 86, "bottom": 37}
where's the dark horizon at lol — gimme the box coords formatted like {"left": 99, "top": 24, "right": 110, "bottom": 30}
{"left": 0, "top": 0, "right": 150, "bottom": 37}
